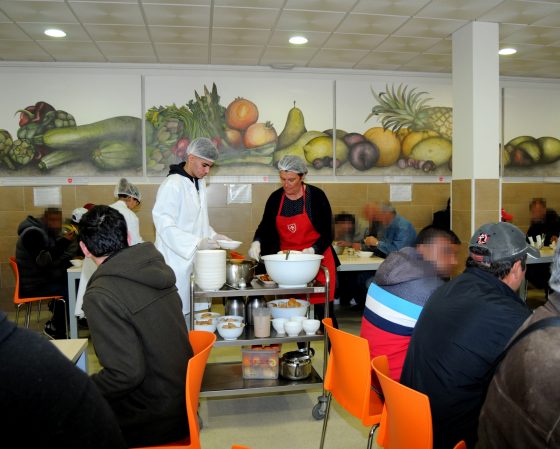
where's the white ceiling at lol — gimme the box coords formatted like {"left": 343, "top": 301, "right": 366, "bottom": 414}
{"left": 1, "top": 0, "right": 560, "bottom": 78}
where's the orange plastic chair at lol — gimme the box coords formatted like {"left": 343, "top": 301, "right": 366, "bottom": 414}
{"left": 372, "top": 356, "right": 467, "bottom": 449}
{"left": 319, "top": 318, "right": 384, "bottom": 449}
{"left": 372, "top": 355, "right": 432, "bottom": 449}
{"left": 9, "top": 256, "right": 67, "bottom": 335}
{"left": 133, "top": 330, "right": 216, "bottom": 449}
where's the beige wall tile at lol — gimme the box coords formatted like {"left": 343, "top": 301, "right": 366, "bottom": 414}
{"left": 452, "top": 210, "right": 472, "bottom": 243}
{"left": 452, "top": 179, "right": 471, "bottom": 211}
{"left": 474, "top": 179, "right": 499, "bottom": 211}
{"left": 475, "top": 210, "right": 500, "bottom": 229}
{"left": 0, "top": 187, "right": 24, "bottom": 211}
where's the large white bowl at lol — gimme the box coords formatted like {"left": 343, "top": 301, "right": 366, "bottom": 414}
{"left": 217, "top": 322, "right": 244, "bottom": 340}
{"left": 267, "top": 299, "right": 309, "bottom": 319}
{"left": 261, "top": 253, "right": 323, "bottom": 288}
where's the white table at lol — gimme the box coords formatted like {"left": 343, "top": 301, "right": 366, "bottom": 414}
{"left": 337, "top": 254, "right": 384, "bottom": 272}
{"left": 51, "top": 338, "right": 88, "bottom": 373}
{"left": 67, "top": 266, "right": 81, "bottom": 339}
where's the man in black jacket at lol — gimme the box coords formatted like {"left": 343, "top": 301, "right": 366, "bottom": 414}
{"left": 401, "top": 222, "right": 537, "bottom": 449}
{"left": 79, "top": 205, "right": 193, "bottom": 447}
{"left": 16, "top": 207, "right": 76, "bottom": 338}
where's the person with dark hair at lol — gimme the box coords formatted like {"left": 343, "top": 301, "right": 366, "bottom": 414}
{"left": 400, "top": 222, "right": 537, "bottom": 449}
{"left": 525, "top": 197, "right": 560, "bottom": 295}
{"left": 432, "top": 198, "right": 451, "bottom": 230}
{"left": 0, "top": 311, "right": 126, "bottom": 449}
{"left": 79, "top": 205, "right": 193, "bottom": 447}
{"left": 360, "top": 226, "right": 460, "bottom": 380}
{"left": 477, "top": 244, "right": 560, "bottom": 449}
{"left": 15, "top": 207, "right": 77, "bottom": 339}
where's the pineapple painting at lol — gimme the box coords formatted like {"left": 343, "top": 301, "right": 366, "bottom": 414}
{"left": 362, "top": 84, "right": 453, "bottom": 172}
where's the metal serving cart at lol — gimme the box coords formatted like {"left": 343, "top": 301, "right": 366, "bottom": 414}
{"left": 190, "top": 266, "right": 330, "bottom": 419}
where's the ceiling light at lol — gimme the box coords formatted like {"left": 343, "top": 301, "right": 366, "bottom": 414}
{"left": 498, "top": 48, "right": 517, "bottom": 56}
{"left": 289, "top": 36, "right": 308, "bottom": 45}
{"left": 44, "top": 28, "right": 66, "bottom": 38}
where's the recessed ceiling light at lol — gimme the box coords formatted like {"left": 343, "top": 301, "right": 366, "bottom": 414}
{"left": 498, "top": 48, "right": 517, "bottom": 56}
{"left": 44, "top": 28, "right": 66, "bottom": 38}
{"left": 289, "top": 36, "right": 308, "bottom": 45}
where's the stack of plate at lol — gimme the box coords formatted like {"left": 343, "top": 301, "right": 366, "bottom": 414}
{"left": 194, "top": 250, "right": 226, "bottom": 291}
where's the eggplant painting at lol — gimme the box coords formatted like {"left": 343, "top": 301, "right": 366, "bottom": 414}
{"left": 0, "top": 100, "right": 142, "bottom": 176}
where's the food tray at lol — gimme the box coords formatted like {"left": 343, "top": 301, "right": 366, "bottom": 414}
{"left": 256, "top": 274, "right": 277, "bottom": 287}
{"left": 242, "top": 346, "right": 280, "bottom": 379}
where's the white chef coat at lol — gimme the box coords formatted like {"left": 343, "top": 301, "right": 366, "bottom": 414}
{"left": 74, "top": 200, "right": 143, "bottom": 318}
{"left": 152, "top": 173, "right": 216, "bottom": 315}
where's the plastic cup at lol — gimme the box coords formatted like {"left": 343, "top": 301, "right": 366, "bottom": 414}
{"left": 253, "top": 308, "right": 271, "bottom": 338}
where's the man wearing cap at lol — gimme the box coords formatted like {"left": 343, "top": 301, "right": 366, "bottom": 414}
{"left": 152, "top": 137, "right": 231, "bottom": 318}
{"left": 400, "top": 222, "right": 536, "bottom": 449}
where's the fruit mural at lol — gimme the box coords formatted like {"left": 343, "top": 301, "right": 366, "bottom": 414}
{"left": 0, "top": 100, "right": 142, "bottom": 175}
{"left": 146, "top": 82, "right": 454, "bottom": 176}
{"left": 503, "top": 136, "right": 560, "bottom": 168}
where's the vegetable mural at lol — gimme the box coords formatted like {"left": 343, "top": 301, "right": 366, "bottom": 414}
{"left": 0, "top": 100, "right": 142, "bottom": 174}
{"left": 146, "top": 82, "right": 454, "bottom": 176}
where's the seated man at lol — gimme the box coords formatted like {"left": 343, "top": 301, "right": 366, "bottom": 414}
{"left": 525, "top": 197, "right": 560, "bottom": 294}
{"left": 362, "top": 202, "right": 417, "bottom": 258}
{"left": 360, "top": 226, "right": 460, "bottom": 381}
{"left": 477, "top": 244, "right": 560, "bottom": 448}
{"left": 0, "top": 311, "right": 126, "bottom": 448}
{"left": 15, "top": 207, "right": 77, "bottom": 338}
{"left": 79, "top": 205, "right": 193, "bottom": 447}
{"left": 400, "top": 222, "right": 536, "bottom": 449}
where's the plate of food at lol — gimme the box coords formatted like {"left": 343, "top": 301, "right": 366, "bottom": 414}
{"left": 256, "top": 274, "right": 277, "bottom": 287}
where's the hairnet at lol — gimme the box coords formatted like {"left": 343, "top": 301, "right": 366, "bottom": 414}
{"left": 187, "top": 137, "right": 219, "bottom": 162}
{"left": 277, "top": 155, "right": 308, "bottom": 174}
{"left": 71, "top": 207, "right": 88, "bottom": 223}
{"left": 114, "top": 178, "right": 142, "bottom": 202}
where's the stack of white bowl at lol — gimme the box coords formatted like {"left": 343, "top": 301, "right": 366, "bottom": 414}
{"left": 195, "top": 250, "right": 226, "bottom": 291}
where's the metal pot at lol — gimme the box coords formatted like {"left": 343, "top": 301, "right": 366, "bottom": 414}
{"left": 224, "top": 296, "right": 246, "bottom": 321}
{"left": 226, "top": 259, "right": 258, "bottom": 288}
{"left": 280, "top": 348, "right": 315, "bottom": 380}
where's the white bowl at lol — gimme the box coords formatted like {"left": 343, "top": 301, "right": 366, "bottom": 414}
{"left": 261, "top": 253, "right": 323, "bottom": 288}
{"left": 218, "top": 315, "right": 244, "bottom": 324}
{"left": 217, "top": 240, "right": 242, "bottom": 250}
{"left": 267, "top": 299, "right": 309, "bottom": 319}
{"left": 194, "top": 311, "right": 221, "bottom": 324}
{"left": 357, "top": 251, "right": 373, "bottom": 258}
{"left": 70, "top": 259, "right": 83, "bottom": 267}
{"left": 193, "top": 320, "right": 217, "bottom": 333}
{"left": 302, "top": 319, "right": 321, "bottom": 335}
{"left": 217, "top": 322, "right": 244, "bottom": 340}
{"left": 289, "top": 316, "right": 306, "bottom": 323}
{"left": 284, "top": 320, "right": 303, "bottom": 337}
{"left": 271, "top": 318, "right": 287, "bottom": 335}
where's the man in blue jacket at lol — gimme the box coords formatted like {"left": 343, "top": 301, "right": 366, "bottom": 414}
{"left": 400, "top": 222, "right": 537, "bottom": 449}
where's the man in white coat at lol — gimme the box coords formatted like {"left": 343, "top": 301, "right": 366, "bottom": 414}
{"left": 152, "top": 137, "right": 231, "bottom": 319}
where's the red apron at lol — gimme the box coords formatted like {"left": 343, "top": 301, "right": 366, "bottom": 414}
{"left": 276, "top": 186, "right": 336, "bottom": 304}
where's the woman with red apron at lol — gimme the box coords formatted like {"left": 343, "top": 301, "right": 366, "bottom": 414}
{"left": 249, "top": 155, "right": 339, "bottom": 328}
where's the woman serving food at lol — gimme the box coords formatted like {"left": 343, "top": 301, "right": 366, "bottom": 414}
{"left": 249, "top": 155, "right": 339, "bottom": 326}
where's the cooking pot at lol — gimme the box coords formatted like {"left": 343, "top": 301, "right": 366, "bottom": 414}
{"left": 226, "top": 259, "right": 258, "bottom": 288}
{"left": 280, "top": 348, "right": 315, "bottom": 380}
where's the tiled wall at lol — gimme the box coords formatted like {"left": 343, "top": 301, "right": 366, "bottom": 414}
{"left": 0, "top": 181, "right": 450, "bottom": 311}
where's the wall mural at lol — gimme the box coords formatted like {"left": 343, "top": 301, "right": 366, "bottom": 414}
{"left": 0, "top": 71, "right": 143, "bottom": 177}
{"left": 503, "top": 86, "right": 560, "bottom": 177}
{"left": 144, "top": 78, "right": 453, "bottom": 177}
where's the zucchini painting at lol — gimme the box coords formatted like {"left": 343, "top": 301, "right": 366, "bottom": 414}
{"left": 0, "top": 100, "right": 142, "bottom": 175}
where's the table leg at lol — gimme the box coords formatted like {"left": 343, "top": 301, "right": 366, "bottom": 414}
{"left": 67, "top": 272, "right": 80, "bottom": 339}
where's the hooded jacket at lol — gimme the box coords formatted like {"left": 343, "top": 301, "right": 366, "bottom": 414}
{"left": 83, "top": 242, "right": 192, "bottom": 447}
{"left": 477, "top": 292, "right": 560, "bottom": 448}
{"left": 360, "top": 247, "right": 443, "bottom": 380}
{"left": 15, "top": 215, "right": 73, "bottom": 297}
